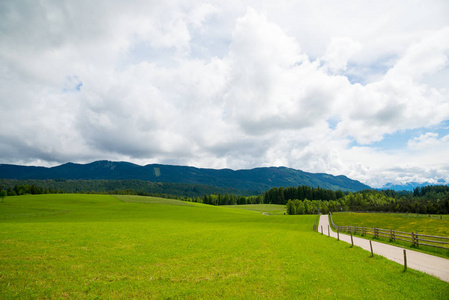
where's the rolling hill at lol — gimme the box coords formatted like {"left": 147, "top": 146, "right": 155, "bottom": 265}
{"left": 0, "top": 160, "right": 370, "bottom": 193}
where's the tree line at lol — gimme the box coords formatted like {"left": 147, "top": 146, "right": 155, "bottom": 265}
{"left": 0, "top": 182, "right": 204, "bottom": 203}
{"left": 0, "top": 184, "right": 62, "bottom": 196}
{"left": 413, "top": 185, "right": 449, "bottom": 198}
{"left": 263, "top": 185, "right": 345, "bottom": 204}
{"left": 285, "top": 187, "right": 449, "bottom": 215}
{"left": 1, "top": 180, "right": 448, "bottom": 214}
{"left": 202, "top": 194, "right": 263, "bottom": 205}
{"left": 0, "top": 179, "right": 251, "bottom": 198}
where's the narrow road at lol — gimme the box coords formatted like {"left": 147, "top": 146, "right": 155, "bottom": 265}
{"left": 318, "top": 215, "right": 449, "bottom": 283}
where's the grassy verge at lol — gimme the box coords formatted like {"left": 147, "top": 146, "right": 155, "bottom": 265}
{"left": 0, "top": 195, "right": 448, "bottom": 299}
{"left": 332, "top": 212, "right": 449, "bottom": 257}
{"left": 332, "top": 212, "right": 449, "bottom": 237}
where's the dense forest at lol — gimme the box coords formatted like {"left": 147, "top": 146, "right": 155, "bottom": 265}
{"left": 0, "top": 179, "right": 251, "bottom": 198}
{"left": 1, "top": 179, "right": 448, "bottom": 214}
{"left": 285, "top": 186, "right": 449, "bottom": 215}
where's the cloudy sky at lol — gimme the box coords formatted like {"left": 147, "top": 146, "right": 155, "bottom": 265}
{"left": 1, "top": 1, "right": 449, "bottom": 188}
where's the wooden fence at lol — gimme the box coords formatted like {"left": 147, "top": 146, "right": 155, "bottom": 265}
{"left": 329, "top": 212, "right": 449, "bottom": 250}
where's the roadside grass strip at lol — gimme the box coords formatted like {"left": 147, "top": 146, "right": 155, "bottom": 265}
{"left": 332, "top": 212, "right": 449, "bottom": 238}
{"left": 1, "top": 195, "right": 448, "bottom": 299}
{"left": 319, "top": 215, "right": 449, "bottom": 283}
{"left": 332, "top": 212, "right": 449, "bottom": 257}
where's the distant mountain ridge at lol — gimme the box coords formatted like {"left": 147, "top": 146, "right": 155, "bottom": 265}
{"left": 0, "top": 160, "right": 371, "bottom": 193}
{"left": 382, "top": 180, "right": 447, "bottom": 192}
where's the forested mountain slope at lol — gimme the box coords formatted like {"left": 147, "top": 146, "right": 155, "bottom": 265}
{"left": 0, "top": 160, "right": 370, "bottom": 193}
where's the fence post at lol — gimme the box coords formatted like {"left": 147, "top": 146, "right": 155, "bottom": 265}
{"left": 337, "top": 228, "right": 340, "bottom": 241}
{"left": 350, "top": 232, "right": 354, "bottom": 248}
{"left": 328, "top": 225, "right": 330, "bottom": 237}
{"left": 403, "top": 249, "right": 407, "bottom": 272}
{"left": 390, "top": 229, "right": 395, "bottom": 242}
{"left": 370, "top": 240, "right": 374, "bottom": 257}
{"left": 321, "top": 226, "right": 323, "bottom": 235}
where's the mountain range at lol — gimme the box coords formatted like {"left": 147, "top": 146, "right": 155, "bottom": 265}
{"left": 0, "top": 160, "right": 371, "bottom": 193}
{"left": 381, "top": 180, "right": 447, "bottom": 192}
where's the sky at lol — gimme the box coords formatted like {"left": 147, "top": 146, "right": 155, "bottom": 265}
{"left": 1, "top": 0, "right": 449, "bottom": 188}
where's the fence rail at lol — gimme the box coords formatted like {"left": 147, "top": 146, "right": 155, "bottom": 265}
{"left": 329, "top": 212, "right": 449, "bottom": 250}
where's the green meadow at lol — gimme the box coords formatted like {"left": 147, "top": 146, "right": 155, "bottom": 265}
{"left": 224, "top": 204, "right": 287, "bottom": 215}
{"left": 1, "top": 195, "right": 448, "bottom": 299}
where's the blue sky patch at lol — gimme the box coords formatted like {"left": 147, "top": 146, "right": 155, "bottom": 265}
{"left": 366, "top": 120, "right": 449, "bottom": 151}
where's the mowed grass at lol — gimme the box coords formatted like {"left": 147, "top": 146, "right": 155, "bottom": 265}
{"left": 224, "top": 204, "right": 286, "bottom": 215}
{"left": 0, "top": 195, "right": 448, "bottom": 299}
{"left": 332, "top": 212, "right": 449, "bottom": 237}
{"left": 117, "top": 194, "right": 194, "bottom": 206}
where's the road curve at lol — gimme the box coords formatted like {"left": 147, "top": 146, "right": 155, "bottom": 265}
{"left": 318, "top": 215, "right": 449, "bottom": 283}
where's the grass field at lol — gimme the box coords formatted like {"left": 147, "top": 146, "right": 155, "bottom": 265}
{"left": 116, "top": 194, "right": 195, "bottom": 206}
{"left": 1, "top": 195, "right": 448, "bottom": 299}
{"left": 224, "top": 204, "right": 286, "bottom": 215}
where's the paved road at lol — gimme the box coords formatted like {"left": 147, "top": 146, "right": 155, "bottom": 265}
{"left": 318, "top": 215, "right": 449, "bottom": 283}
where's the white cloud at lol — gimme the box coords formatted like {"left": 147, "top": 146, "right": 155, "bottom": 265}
{"left": 0, "top": 1, "right": 449, "bottom": 188}
{"left": 334, "top": 27, "right": 449, "bottom": 145}
{"left": 322, "top": 37, "right": 362, "bottom": 73}
{"left": 385, "top": 27, "right": 449, "bottom": 82}
{"left": 408, "top": 132, "right": 449, "bottom": 151}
